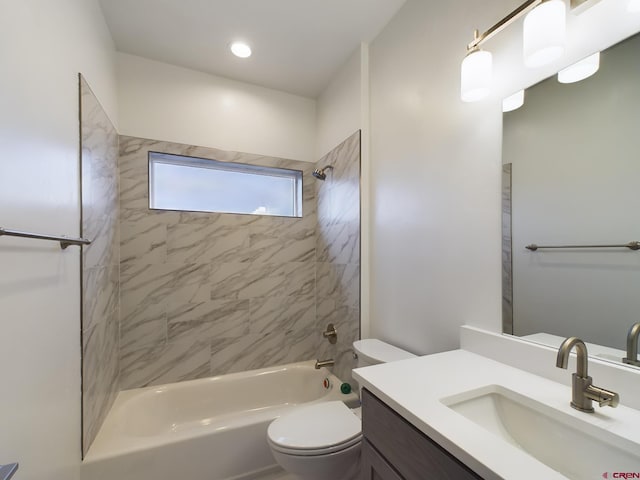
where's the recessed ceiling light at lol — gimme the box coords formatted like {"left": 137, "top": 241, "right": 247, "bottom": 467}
{"left": 230, "top": 42, "right": 252, "bottom": 58}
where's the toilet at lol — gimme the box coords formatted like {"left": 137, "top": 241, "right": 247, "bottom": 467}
{"left": 267, "top": 339, "right": 416, "bottom": 480}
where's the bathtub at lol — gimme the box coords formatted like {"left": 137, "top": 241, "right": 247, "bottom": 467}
{"left": 82, "top": 360, "right": 359, "bottom": 480}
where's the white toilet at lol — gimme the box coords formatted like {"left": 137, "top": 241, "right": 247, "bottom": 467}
{"left": 267, "top": 339, "right": 416, "bottom": 480}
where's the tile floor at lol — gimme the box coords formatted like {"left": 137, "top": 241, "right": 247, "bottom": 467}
{"left": 250, "top": 468, "right": 297, "bottom": 480}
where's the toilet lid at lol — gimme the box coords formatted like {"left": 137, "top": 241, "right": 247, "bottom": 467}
{"left": 353, "top": 339, "right": 416, "bottom": 364}
{"left": 268, "top": 401, "right": 362, "bottom": 455}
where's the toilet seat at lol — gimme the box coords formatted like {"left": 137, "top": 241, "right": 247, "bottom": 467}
{"left": 267, "top": 401, "right": 362, "bottom": 457}
{"left": 269, "top": 435, "right": 362, "bottom": 456}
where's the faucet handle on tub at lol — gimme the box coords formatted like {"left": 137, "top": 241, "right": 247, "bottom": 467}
{"left": 323, "top": 323, "right": 337, "bottom": 344}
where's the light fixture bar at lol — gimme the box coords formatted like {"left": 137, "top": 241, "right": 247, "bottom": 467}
{"left": 467, "top": 0, "right": 543, "bottom": 51}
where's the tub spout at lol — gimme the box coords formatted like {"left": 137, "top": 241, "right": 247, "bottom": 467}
{"left": 315, "top": 359, "right": 335, "bottom": 369}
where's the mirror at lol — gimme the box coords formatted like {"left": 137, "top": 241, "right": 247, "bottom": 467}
{"left": 502, "top": 32, "right": 640, "bottom": 368}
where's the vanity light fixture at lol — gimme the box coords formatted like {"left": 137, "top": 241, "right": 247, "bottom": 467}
{"left": 629, "top": 0, "right": 640, "bottom": 12}
{"left": 230, "top": 42, "right": 252, "bottom": 58}
{"left": 523, "top": 0, "right": 566, "bottom": 67}
{"left": 557, "top": 52, "right": 600, "bottom": 83}
{"left": 462, "top": 0, "right": 574, "bottom": 102}
{"left": 502, "top": 90, "right": 525, "bottom": 112}
{"left": 461, "top": 41, "right": 493, "bottom": 102}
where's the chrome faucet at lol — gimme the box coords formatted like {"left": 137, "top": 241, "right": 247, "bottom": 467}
{"left": 556, "top": 337, "right": 620, "bottom": 413}
{"left": 623, "top": 322, "right": 640, "bottom": 367}
{"left": 315, "top": 359, "right": 335, "bottom": 369}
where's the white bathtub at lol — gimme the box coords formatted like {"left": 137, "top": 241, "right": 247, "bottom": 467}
{"left": 82, "top": 360, "right": 359, "bottom": 480}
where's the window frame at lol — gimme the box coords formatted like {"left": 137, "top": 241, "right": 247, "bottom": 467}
{"left": 148, "top": 151, "right": 303, "bottom": 218}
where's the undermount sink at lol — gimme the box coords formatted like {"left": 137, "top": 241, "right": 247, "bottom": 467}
{"left": 441, "top": 385, "right": 640, "bottom": 479}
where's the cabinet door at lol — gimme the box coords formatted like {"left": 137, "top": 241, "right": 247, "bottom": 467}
{"left": 362, "top": 390, "right": 483, "bottom": 480}
{"left": 361, "top": 440, "right": 404, "bottom": 480}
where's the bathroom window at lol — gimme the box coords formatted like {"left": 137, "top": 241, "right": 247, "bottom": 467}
{"left": 149, "top": 152, "right": 303, "bottom": 217}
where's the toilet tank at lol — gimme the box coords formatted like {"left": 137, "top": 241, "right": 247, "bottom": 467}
{"left": 353, "top": 339, "right": 415, "bottom": 368}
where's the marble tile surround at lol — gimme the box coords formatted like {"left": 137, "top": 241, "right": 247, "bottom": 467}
{"left": 118, "top": 133, "right": 360, "bottom": 390}
{"left": 80, "top": 75, "right": 120, "bottom": 457}
{"left": 315, "top": 131, "right": 361, "bottom": 385}
{"left": 502, "top": 163, "right": 513, "bottom": 335}
{"left": 119, "top": 137, "right": 316, "bottom": 388}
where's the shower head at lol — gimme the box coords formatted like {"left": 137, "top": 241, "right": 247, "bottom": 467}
{"left": 312, "top": 165, "right": 334, "bottom": 181}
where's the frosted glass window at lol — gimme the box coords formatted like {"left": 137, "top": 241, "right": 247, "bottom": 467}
{"left": 149, "top": 152, "right": 302, "bottom": 217}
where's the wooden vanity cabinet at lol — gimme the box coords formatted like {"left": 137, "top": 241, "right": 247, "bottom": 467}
{"left": 360, "top": 389, "right": 484, "bottom": 480}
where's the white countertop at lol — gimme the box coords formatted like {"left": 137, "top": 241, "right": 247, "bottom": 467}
{"left": 352, "top": 350, "right": 640, "bottom": 480}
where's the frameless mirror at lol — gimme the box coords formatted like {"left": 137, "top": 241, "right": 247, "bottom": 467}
{"left": 502, "top": 32, "right": 640, "bottom": 368}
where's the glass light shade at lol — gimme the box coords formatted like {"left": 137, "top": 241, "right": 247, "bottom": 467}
{"left": 502, "top": 90, "right": 525, "bottom": 112}
{"left": 460, "top": 49, "right": 492, "bottom": 102}
{"left": 557, "top": 52, "right": 600, "bottom": 83}
{"left": 230, "top": 42, "right": 252, "bottom": 58}
{"left": 629, "top": 0, "right": 640, "bottom": 12}
{"left": 523, "top": 0, "right": 566, "bottom": 68}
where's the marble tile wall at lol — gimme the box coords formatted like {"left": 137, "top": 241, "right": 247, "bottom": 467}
{"left": 502, "top": 163, "right": 513, "bottom": 335}
{"left": 118, "top": 136, "right": 322, "bottom": 389}
{"left": 80, "top": 75, "right": 120, "bottom": 456}
{"left": 315, "top": 131, "right": 361, "bottom": 385}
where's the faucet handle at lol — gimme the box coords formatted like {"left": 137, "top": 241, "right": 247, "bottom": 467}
{"left": 323, "top": 323, "right": 338, "bottom": 344}
{"left": 585, "top": 385, "right": 620, "bottom": 408}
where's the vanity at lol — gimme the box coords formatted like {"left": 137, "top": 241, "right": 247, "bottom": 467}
{"left": 361, "top": 389, "right": 481, "bottom": 479}
{"left": 353, "top": 349, "right": 640, "bottom": 480}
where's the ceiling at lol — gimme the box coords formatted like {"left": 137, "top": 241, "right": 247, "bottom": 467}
{"left": 98, "top": 0, "right": 406, "bottom": 98}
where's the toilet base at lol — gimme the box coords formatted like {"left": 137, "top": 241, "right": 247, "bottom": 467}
{"left": 269, "top": 441, "right": 361, "bottom": 480}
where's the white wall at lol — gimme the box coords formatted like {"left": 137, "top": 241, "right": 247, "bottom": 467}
{"left": 367, "top": 0, "right": 640, "bottom": 355}
{"left": 117, "top": 53, "right": 316, "bottom": 162}
{"left": 0, "top": 1, "right": 117, "bottom": 479}
{"left": 368, "top": 0, "right": 504, "bottom": 355}
{"left": 315, "top": 46, "right": 362, "bottom": 159}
